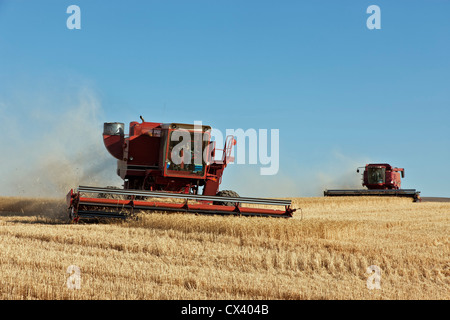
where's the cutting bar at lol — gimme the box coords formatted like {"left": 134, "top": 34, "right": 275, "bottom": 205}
{"left": 77, "top": 185, "right": 292, "bottom": 206}
{"left": 324, "top": 189, "right": 421, "bottom": 201}
{"left": 67, "top": 186, "right": 296, "bottom": 222}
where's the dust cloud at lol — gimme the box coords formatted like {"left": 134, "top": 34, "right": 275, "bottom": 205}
{"left": 222, "top": 151, "right": 369, "bottom": 198}
{"left": 314, "top": 151, "right": 369, "bottom": 195}
{"left": 0, "top": 88, "right": 121, "bottom": 199}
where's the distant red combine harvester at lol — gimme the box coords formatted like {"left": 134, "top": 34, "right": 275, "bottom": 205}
{"left": 66, "top": 118, "right": 296, "bottom": 222}
{"left": 324, "top": 163, "right": 421, "bottom": 202}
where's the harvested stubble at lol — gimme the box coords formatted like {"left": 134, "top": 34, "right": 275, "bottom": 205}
{"left": 0, "top": 195, "right": 448, "bottom": 300}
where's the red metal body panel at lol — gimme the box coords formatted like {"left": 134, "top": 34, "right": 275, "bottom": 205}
{"left": 362, "top": 163, "right": 404, "bottom": 190}
{"left": 102, "top": 120, "right": 231, "bottom": 196}
{"left": 103, "top": 134, "right": 124, "bottom": 160}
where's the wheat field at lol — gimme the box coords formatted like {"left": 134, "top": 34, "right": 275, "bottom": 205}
{"left": 0, "top": 195, "right": 448, "bottom": 300}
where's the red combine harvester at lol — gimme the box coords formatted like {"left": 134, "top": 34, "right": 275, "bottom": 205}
{"left": 324, "top": 163, "right": 421, "bottom": 202}
{"left": 67, "top": 118, "right": 296, "bottom": 221}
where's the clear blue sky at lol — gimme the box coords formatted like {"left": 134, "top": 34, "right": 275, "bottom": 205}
{"left": 0, "top": 0, "right": 449, "bottom": 198}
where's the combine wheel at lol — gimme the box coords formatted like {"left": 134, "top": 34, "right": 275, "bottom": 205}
{"left": 213, "top": 190, "right": 240, "bottom": 206}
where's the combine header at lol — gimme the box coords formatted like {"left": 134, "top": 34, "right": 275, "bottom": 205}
{"left": 67, "top": 119, "right": 296, "bottom": 222}
{"left": 324, "top": 163, "right": 421, "bottom": 202}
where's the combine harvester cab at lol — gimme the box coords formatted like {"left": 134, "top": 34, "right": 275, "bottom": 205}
{"left": 67, "top": 118, "right": 296, "bottom": 222}
{"left": 324, "top": 163, "right": 421, "bottom": 202}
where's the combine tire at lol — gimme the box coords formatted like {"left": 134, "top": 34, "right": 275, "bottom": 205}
{"left": 213, "top": 190, "right": 240, "bottom": 206}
